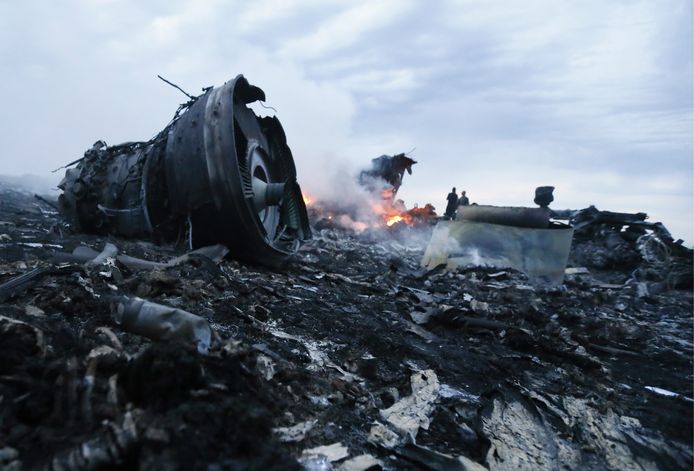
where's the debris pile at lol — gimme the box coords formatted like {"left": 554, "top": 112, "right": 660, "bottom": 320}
{"left": 0, "top": 185, "right": 692, "bottom": 470}
{"left": 307, "top": 152, "right": 437, "bottom": 233}
{"left": 567, "top": 206, "right": 693, "bottom": 290}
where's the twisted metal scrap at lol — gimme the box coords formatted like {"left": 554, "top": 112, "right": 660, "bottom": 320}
{"left": 46, "top": 411, "right": 139, "bottom": 471}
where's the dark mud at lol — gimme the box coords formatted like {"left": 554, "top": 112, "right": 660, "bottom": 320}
{"left": 0, "top": 186, "right": 692, "bottom": 470}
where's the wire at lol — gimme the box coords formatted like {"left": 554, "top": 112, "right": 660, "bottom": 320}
{"left": 157, "top": 75, "right": 195, "bottom": 100}
{"left": 258, "top": 101, "right": 278, "bottom": 113}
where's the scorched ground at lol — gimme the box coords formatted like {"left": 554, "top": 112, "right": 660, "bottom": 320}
{"left": 0, "top": 185, "right": 692, "bottom": 470}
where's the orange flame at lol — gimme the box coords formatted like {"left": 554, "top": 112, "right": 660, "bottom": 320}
{"left": 385, "top": 213, "right": 413, "bottom": 227}
{"left": 386, "top": 215, "right": 405, "bottom": 226}
{"left": 300, "top": 189, "right": 424, "bottom": 230}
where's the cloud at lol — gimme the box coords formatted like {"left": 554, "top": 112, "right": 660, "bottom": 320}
{"left": 280, "top": 0, "right": 415, "bottom": 60}
{"left": 0, "top": 0, "right": 690, "bottom": 243}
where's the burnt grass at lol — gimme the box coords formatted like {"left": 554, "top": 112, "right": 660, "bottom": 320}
{"left": 0, "top": 186, "right": 692, "bottom": 470}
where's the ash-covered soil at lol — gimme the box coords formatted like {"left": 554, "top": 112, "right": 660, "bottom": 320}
{"left": 0, "top": 186, "right": 692, "bottom": 470}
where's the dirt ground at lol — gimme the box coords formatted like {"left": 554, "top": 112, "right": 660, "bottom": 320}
{"left": 0, "top": 185, "right": 692, "bottom": 470}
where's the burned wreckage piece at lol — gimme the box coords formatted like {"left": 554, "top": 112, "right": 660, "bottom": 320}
{"left": 58, "top": 75, "right": 311, "bottom": 266}
{"left": 567, "top": 205, "right": 693, "bottom": 288}
{"left": 358, "top": 153, "right": 417, "bottom": 197}
{"left": 422, "top": 187, "right": 574, "bottom": 285}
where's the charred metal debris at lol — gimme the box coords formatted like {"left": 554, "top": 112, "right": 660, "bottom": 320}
{"left": 358, "top": 152, "right": 417, "bottom": 197}
{"left": 566, "top": 205, "right": 693, "bottom": 290}
{"left": 0, "top": 185, "right": 692, "bottom": 469}
{"left": 1, "top": 80, "right": 693, "bottom": 470}
{"left": 58, "top": 75, "right": 311, "bottom": 267}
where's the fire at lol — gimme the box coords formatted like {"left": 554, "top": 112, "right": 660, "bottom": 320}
{"left": 385, "top": 212, "right": 414, "bottom": 227}
{"left": 301, "top": 187, "right": 433, "bottom": 232}
{"left": 386, "top": 215, "right": 405, "bottom": 226}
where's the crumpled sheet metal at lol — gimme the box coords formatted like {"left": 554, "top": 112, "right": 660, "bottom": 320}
{"left": 422, "top": 220, "right": 574, "bottom": 285}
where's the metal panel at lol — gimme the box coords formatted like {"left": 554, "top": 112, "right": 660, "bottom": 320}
{"left": 422, "top": 219, "right": 574, "bottom": 286}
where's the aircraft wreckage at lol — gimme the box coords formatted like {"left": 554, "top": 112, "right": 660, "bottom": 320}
{"left": 422, "top": 187, "right": 575, "bottom": 286}
{"left": 358, "top": 152, "right": 417, "bottom": 197}
{"left": 58, "top": 75, "right": 311, "bottom": 266}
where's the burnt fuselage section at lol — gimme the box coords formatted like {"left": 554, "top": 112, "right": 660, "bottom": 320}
{"left": 58, "top": 75, "right": 311, "bottom": 266}
{"left": 358, "top": 153, "right": 417, "bottom": 197}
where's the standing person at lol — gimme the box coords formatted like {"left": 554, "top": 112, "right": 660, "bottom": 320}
{"left": 458, "top": 190, "right": 469, "bottom": 207}
{"left": 445, "top": 187, "right": 458, "bottom": 220}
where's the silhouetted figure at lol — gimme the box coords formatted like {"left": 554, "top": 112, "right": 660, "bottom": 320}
{"left": 458, "top": 190, "right": 469, "bottom": 207}
{"left": 445, "top": 187, "right": 458, "bottom": 220}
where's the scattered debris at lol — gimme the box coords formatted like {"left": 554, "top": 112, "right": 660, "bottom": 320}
{"left": 395, "top": 443, "right": 488, "bottom": 471}
{"left": 111, "top": 296, "right": 212, "bottom": 354}
{"left": 273, "top": 420, "right": 318, "bottom": 443}
{"left": 645, "top": 386, "right": 694, "bottom": 403}
{"left": 368, "top": 422, "right": 402, "bottom": 450}
{"left": 47, "top": 410, "right": 139, "bottom": 470}
{"left": 53, "top": 242, "right": 229, "bottom": 271}
{"left": 0, "top": 186, "right": 691, "bottom": 469}
{"left": 0, "top": 447, "right": 20, "bottom": 471}
{"left": 380, "top": 369, "right": 439, "bottom": 438}
{"left": 336, "top": 454, "right": 383, "bottom": 471}
{"left": 301, "top": 442, "right": 350, "bottom": 463}
{"left": 567, "top": 206, "right": 693, "bottom": 288}
{"left": 0, "top": 265, "right": 73, "bottom": 302}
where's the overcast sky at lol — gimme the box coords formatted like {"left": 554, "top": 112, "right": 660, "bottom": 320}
{"left": 1, "top": 0, "right": 692, "bottom": 242}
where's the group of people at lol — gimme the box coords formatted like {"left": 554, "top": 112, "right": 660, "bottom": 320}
{"left": 444, "top": 187, "right": 469, "bottom": 220}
